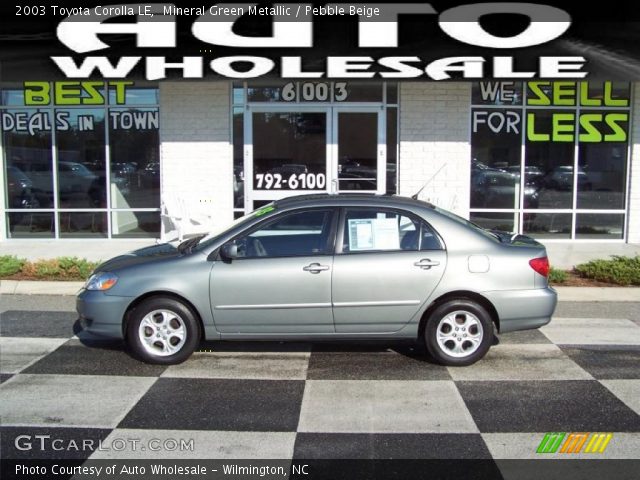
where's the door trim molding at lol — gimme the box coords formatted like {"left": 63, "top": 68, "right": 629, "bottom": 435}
{"left": 216, "top": 302, "right": 332, "bottom": 310}
{"left": 332, "top": 300, "right": 421, "bottom": 308}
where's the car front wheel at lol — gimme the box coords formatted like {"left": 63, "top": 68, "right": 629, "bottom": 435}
{"left": 126, "top": 297, "right": 200, "bottom": 365}
{"left": 424, "top": 299, "right": 493, "bottom": 366}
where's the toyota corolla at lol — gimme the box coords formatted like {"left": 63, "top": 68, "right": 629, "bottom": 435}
{"left": 77, "top": 194, "right": 557, "bottom": 366}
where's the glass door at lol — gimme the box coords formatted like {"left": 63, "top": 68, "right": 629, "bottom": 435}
{"left": 332, "top": 108, "right": 385, "bottom": 194}
{"left": 245, "top": 106, "right": 386, "bottom": 211}
{"left": 246, "top": 107, "right": 331, "bottom": 209}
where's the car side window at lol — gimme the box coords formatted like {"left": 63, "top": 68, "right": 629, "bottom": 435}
{"left": 341, "top": 209, "right": 416, "bottom": 253}
{"left": 235, "top": 209, "right": 333, "bottom": 259}
{"left": 420, "top": 221, "right": 443, "bottom": 250}
{"left": 342, "top": 209, "right": 443, "bottom": 253}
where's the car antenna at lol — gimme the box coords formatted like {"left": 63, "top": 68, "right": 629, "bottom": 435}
{"left": 411, "top": 164, "right": 446, "bottom": 200}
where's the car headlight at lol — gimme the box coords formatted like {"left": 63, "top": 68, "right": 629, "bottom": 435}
{"left": 85, "top": 272, "right": 118, "bottom": 291}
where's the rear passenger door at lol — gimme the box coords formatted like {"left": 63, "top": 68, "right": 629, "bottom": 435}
{"left": 331, "top": 207, "right": 447, "bottom": 333}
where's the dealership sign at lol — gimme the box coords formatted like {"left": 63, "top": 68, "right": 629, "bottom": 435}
{"left": 49, "top": 2, "right": 586, "bottom": 80}
{"left": 472, "top": 81, "right": 630, "bottom": 142}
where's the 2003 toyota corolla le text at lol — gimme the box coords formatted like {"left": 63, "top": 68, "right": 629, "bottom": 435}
{"left": 76, "top": 194, "right": 557, "bottom": 366}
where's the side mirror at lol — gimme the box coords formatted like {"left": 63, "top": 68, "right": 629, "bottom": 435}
{"left": 219, "top": 243, "right": 238, "bottom": 261}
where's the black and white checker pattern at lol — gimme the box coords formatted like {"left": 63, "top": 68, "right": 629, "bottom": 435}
{"left": 1, "top": 298, "right": 639, "bottom": 463}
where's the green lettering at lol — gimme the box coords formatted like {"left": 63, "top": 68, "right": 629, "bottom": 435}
{"left": 579, "top": 82, "right": 601, "bottom": 106}
{"left": 552, "top": 113, "right": 575, "bottom": 142}
{"left": 553, "top": 82, "right": 576, "bottom": 106}
{"left": 604, "top": 113, "right": 628, "bottom": 141}
{"left": 527, "top": 82, "right": 551, "bottom": 106}
{"left": 54, "top": 81, "right": 81, "bottom": 105}
{"left": 82, "top": 81, "right": 106, "bottom": 105}
{"left": 604, "top": 82, "right": 629, "bottom": 107}
{"left": 109, "top": 81, "right": 134, "bottom": 104}
{"left": 579, "top": 114, "right": 603, "bottom": 142}
{"left": 23, "top": 81, "right": 50, "bottom": 105}
{"left": 527, "top": 113, "right": 550, "bottom": 141}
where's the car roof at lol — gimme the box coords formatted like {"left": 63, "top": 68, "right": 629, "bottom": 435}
{"left": 274, "top": 193, "right": 436, "bottom": 210}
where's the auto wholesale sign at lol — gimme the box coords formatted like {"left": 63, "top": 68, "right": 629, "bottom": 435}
{"left": 48, "top": 2, "right": 584, "bottom": 80}
{"left": 2, "top": 2, "right": 638, "bottom": 82}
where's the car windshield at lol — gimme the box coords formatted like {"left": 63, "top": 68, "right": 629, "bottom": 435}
{"left": 193, "top": 203, "right": 277, "bottom": 251}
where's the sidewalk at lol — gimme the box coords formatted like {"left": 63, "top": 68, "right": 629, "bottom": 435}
{"left": 1, "top": 279, "right": 639, "bottom": 301}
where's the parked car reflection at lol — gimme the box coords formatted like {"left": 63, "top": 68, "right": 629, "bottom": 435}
{"left": 542, "top": 165, "right": 592, "bottom": 191}
{"left": 471, "top": 160, "right": 539, "bottom": 209}
{"left": 6, "top": 166, "right": 39, "bottom": 208}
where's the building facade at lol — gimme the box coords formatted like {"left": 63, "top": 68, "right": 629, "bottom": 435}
{"left": 1, "top": 80, "right": 638, "bottom": 244}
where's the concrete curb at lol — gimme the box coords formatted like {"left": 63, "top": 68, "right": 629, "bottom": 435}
{"left": 1, "top": 280, "right": 639, "bottom": 302}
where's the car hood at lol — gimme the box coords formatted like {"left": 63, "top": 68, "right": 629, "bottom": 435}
{"left": 95, "top": 243, "right": 180, "bottom": 272}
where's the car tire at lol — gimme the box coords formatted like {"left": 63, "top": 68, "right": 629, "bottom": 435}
{"left": 126, "top": 297, "right": 200, "bottom": 365}
{"left": 424, "top": 299, "right": 494, "bottom": 367}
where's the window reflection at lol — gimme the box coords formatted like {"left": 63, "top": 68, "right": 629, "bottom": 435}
{"left": 3, "top": 109, "right": 54, "bottom": 212}
{"left": 525, "top": 111, "right": 575, "bottom": 209}
{"left": 471, "top": 108, "right": 522, "bottom": 209}
{"left": 56, "top": 109, "right": 106, "bottom": 208}
{"left": 576, "top": 214, "right": 624, "bottom": 239}
{"left": 108, "top": 108, "right": 160, "bottom": 209}
{"left": 577, "top": 113, "right": 628, "bottom": 210}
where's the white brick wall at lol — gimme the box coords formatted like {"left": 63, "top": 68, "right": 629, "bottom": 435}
{"left": 628, "top": 82, "right": 640, "bottom": 244}
{"left": 398, "top": 83, "right": 471, "bottom": 219}
{"left": 160, "top": 82, "right": 233, "bottom": 234}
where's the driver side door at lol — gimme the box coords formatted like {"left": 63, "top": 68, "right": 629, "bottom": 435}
{"left": 210, "top": 208, "right": 337, "bottom": 335}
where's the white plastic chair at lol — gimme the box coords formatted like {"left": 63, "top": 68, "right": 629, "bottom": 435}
{"left": 160, "top": 194, "right": 214, "bottom": 242}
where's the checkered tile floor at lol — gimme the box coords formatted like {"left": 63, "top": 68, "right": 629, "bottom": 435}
{"left": 1, "top": 299, "right": 639, "bottom": 461}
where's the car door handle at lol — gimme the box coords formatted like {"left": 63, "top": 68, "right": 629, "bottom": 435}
{"left": 414, "top": 259, "right": 440, "bottom": 269}
{"left": 303, "top": 263, "right": 330, "bottom": 274}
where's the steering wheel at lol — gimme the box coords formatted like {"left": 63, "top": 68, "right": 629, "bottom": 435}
{"left": 248, "top": 237, "right": 268, "bottom": 257}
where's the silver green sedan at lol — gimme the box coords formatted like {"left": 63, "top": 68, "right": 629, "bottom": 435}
{"left": 77, "top": 194, "right": 557, "bottom": 366}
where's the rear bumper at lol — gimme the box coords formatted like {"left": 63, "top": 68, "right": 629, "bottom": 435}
{"left": 483, "top": 287, "right": 557, "bottom": 333}
{"left": 76, "top": 289, "right": 131, "bottom": 339}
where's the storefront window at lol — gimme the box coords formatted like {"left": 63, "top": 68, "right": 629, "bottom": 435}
{"left": 56, "top": 109, "right": 106, "bottom": 209}
{"left": 111, "top": 211, "right": 161, "bottom": 238}
{"left": 576, "top": 213, "right": 625, "bottom": 239}
{"left": 1, "top": 82, "right": 160, "bottom": 239}
{"left": 109, "top": 107, "right": 159, "bottom": 209}
{"left": 470, "top": 212, "right": 516, "bottom": 233}
{"left": 577, "top": 125, "right": 628, "bottom": 210}
{"left": 471, "top": 108, "right": 522, "bottom": 209}
{"left": 525, "top": 110, "right": 575, "bottom": 210}
{"left": 470, "top": 81, "right": 630, "bottom": 240}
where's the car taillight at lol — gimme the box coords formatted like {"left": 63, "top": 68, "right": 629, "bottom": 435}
{"left": 529, "top": 256, "right": 550, "bottom": 278}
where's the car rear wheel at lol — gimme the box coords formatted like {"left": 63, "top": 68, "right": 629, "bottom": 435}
{"left": 424, "top": 299, "right": 493, "bottom": 366}
{"left": 126, "top": 297, "right": 200, "bottom": 365}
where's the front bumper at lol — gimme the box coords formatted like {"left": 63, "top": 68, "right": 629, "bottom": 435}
{"left": 483, "top": 287, "right": 557, "bottom": 333}
{"left": 76, "top": 289, "right": 132, "bottom": 339}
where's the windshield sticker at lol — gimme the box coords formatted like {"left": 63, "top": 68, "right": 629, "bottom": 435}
{"left": 254, "top": 205, "right": 275, "bottom": 217}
